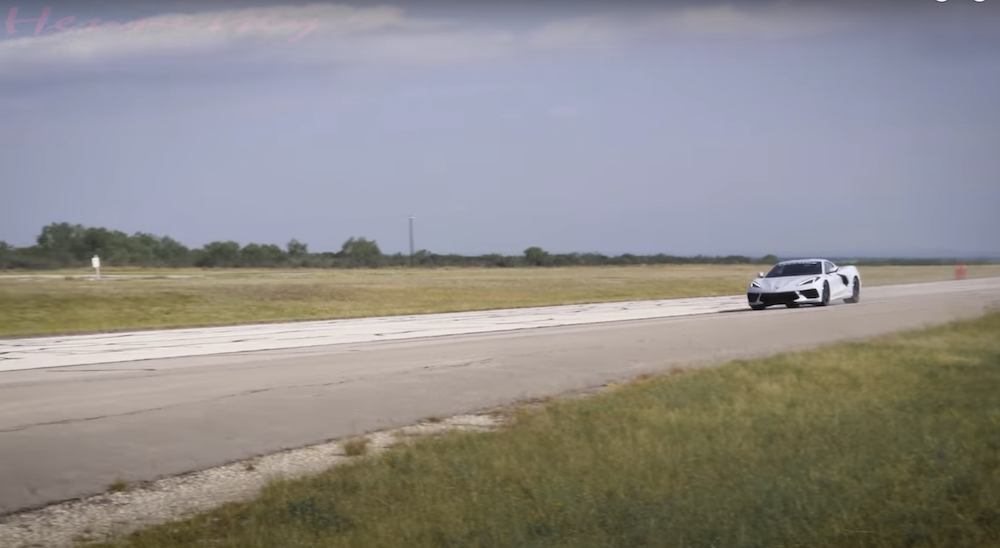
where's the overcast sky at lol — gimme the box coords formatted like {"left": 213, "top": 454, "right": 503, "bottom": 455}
{"left": 1, "top": 0, "right": 998, "bottom": 257}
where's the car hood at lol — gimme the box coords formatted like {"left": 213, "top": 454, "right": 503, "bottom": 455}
{"left": 753, "top": 275, "right": 821, "bottom": 291}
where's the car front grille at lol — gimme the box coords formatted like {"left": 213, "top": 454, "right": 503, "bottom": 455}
{"left": 747, "top": 293, "right": 759, "bottom": 303}
{"left": 801, "top": 289, "right": 819, "bottom": 299}
{"left": 760, "top": 292, "right": 799, "bottom": 305}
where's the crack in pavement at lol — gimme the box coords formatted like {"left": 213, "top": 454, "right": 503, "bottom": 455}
{"left": 0, "top": 382, "right": 347, "bottom": 434}
{"left": 0, "top": 405, "right": 176, "bottom": 434}
{"left": 414, "top": 357, "right": 494, "bottom": 373}
{"left": 45, "top": 369, "right": 158, "bottom": 373}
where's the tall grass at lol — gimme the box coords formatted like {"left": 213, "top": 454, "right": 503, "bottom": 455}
{"left": 83, "top": 311, "right": 1000, "bottom": 548}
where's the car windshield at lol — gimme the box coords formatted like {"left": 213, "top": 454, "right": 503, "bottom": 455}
{"left": 765, "top": 262, "right": 822, "bottom": 278}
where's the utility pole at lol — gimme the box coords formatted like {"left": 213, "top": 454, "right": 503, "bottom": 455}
{"left": 408, "top": 215, "right": 415, "bottom": 267}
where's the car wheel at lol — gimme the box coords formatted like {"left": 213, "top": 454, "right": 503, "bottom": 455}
{"left": 819, "top": 281, "right": 830, "bottom": 306}
{"left": 844, "top": 277, "right": 860, "bottom": 303}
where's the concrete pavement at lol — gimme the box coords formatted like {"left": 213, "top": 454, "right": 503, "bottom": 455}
{"left": 1, "top": 277, "right": 999, "bottom": 516}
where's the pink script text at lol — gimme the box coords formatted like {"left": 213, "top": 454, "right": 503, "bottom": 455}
{"left": 5, "top": 7, "right": 321, "bottom": 42}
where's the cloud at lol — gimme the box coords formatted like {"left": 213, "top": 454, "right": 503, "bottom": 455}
{"left": 650, "top": 4, "right": 851, "bottom": 39}
{"left": 527, "top": 3, "right": 860, "bottom": 49}
{"left": 0, "top": 3, "right": 452, "bottom": 74}
{"left": 2, "top": 1, "right": 991, "bottom": 79}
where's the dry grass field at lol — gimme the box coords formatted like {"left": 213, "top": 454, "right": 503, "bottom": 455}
{"left": 2, "top": 264, "right": 998, "bottom": 338}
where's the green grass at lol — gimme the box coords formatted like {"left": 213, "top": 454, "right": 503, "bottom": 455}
{"left": 3, "top": 264, "right": 997, "bottom": 338}
{"left": 81, "top": 310, "right": 1000, "bottom": 548}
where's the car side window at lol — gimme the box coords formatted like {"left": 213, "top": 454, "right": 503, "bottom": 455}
{"left": 825, "top": 261, "right": 836, "bottom": 274}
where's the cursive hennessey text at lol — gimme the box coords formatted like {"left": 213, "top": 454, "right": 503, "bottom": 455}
{"left": 5, "top": 7, "right": 321, "bottom": 42}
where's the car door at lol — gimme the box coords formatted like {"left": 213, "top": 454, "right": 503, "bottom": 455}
{"left": 824, "top": 261, "right": 848, "bottom": 299}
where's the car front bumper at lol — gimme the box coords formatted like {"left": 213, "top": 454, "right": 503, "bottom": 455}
{"left": 747, "top": 286, "right": 822, "bottom": 306}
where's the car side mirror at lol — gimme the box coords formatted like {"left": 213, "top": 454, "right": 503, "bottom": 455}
{"left": 830, "top": 267, "right": 838, "bottom": 274}
{"left": 758, "top": 272, "right": 765, "bottom": 278}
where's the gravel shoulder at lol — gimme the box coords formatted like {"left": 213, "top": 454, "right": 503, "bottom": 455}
{"left": 0, "top": 413, "right": 511, "bottom": 548}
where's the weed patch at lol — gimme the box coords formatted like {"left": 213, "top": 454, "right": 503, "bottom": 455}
{"left": 341, "top": 437, "right": 369, "bottom": 457}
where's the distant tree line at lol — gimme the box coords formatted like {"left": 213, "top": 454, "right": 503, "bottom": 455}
{"left": 0, "top": 222, "right": 994, "bottom": 270}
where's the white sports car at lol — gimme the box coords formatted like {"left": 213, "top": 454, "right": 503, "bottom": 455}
{"left": 747, "top": 258, "right": 861, "bottom": 310}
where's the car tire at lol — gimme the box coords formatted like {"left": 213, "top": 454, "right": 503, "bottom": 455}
{"left": 819, "top": 281, "right": 830, "bottom": 306}
{"left": 844, "top": 277, "right": 860, "bottom": 304}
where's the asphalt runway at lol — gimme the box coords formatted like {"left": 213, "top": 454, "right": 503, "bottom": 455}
{"left": 1, "top": 278, "right": 999, "bottom": 516}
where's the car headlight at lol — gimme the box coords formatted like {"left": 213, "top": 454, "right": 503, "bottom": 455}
{"left": 750, "top": 281, "right": 761, "bottom": 288}
{"left": 798, "top": 276, "right": 819, "bottom": 286}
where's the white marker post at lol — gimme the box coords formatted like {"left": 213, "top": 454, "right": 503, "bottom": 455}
{"left": 92, "top": 255, "right": 101, "bottom": 280}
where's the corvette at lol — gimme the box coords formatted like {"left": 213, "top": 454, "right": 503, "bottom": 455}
{"left": 747, "top": 258, "right": 861, "bottom": 310}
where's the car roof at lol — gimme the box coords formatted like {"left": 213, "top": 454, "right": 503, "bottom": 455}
{"left": 776, "top": 258, "right": 826, "bottom": 265}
